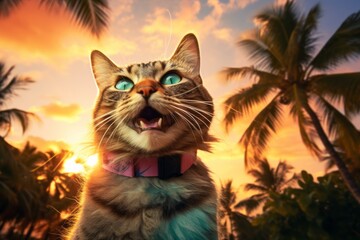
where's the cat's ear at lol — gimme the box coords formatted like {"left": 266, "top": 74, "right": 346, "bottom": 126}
{"left": 91, "top": 50, "right": 119, "bottom": 89}
{"left": 171, "top": 33, "right": 200, "bottom": 75}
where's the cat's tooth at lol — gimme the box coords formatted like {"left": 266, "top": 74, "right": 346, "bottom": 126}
{"left": 139, "top": 120, "right": 146, "bottom": 129}
{"left": 157, "top": 118, "right": 162, "bottom": 128}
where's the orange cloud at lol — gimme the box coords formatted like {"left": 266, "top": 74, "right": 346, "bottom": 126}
{"left": 32, "top": 101, "right": 82, "bottom": 122}
{"left": 0, "top": 0, "right": 136, "bottom": 65}
{"left": 141, "top": 0, "right": 237, "bottom": 43}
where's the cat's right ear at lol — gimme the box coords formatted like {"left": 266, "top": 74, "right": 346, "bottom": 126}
{"left": 91, "top": 50, "right": 119, "bottom": 90}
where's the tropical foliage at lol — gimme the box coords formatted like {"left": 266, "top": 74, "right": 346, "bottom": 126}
{"left": 235, "top": 158, "right": 297, "bottom": 215}
{"left": 0, "top": 63, "right": 35, "bottom": 137}
{"left": 220, "top": 171, "right": 360, "bottom": 240}
{"left": 0, "top": 61, "right": 81, "bottom": 239}
{"left": 222, "top": 0, "right": 360, "bottom": 202}
{"left": 255, "top": 171, "right": 360, "bottom": 240}
{"left": 218, "top": 180, "right": 258, "bottom": 240}
{"left": 0, "top": 142, "right": 81, "bottom": 239}
{"left": 0, "top": 0, "right": 110, "bottom": 37}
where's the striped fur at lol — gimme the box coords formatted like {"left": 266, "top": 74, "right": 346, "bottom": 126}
{"left": 67, "top": 34, "right": 218, "bottom": 239}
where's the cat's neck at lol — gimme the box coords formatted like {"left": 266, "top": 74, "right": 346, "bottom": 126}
{"left": 102, "top": 150, "right": 197, "bottom": 180}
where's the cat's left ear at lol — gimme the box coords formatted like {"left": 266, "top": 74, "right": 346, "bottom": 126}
{"left": 170, "top": 33, "right": 200, "bottom": 75}
{"left": 91, "top": 50, "right": 119, "bottom": 90}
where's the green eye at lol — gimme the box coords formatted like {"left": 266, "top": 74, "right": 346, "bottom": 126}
{"left": 115, "top": 77, "right": 134, "bottom": 91}
{"left": 160, "top": 72, "right": 182, "bottom": 85}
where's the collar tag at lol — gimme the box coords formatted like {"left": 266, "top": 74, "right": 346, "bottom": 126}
{"left": 158, "top": 154, "right": 182, "bottom": 180}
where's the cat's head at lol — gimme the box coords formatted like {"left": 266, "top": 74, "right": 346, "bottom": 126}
{"left": 91, "top": 34, "right": 214, "bottom": 155}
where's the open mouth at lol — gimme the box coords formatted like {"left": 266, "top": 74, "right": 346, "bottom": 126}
{"left": 132, "top": 106, "right": 174, "bottom": 132}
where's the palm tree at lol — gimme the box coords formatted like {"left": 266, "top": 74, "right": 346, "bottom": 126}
{"left": 1, "top": 144, "right": 81, "bottom": 239}
{"left": 235, "top": 159, "right": 297, "bottom": 215}
{"left": 218, "top": 181, "right": 256, "bottom": 240}
{"left": 0, "top": 63, "right": 38, "bottom": 236}
{"left": 0, "top": 62, "right": 35, "bottom": 137}
{"left": 0, "top": 0, "right": 109, "bottom": 37}
{"left": 222, "top": 0, "right": 360, "bottom": 202}
{"left": 28, "top": 149, "right": 80, "bottom": 239}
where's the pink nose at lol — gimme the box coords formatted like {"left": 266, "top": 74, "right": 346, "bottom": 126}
{"left": 135, "top": 80, "right": 159, "bottom": 98}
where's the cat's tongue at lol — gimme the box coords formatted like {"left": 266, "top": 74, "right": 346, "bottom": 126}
{"left": 138, "top": 118, "right": 162, "bottom": 130}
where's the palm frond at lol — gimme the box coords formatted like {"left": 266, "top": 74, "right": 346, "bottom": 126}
{"left": 239, "top": 36, "right": 284, "bottom": 71}
{"left": 223, "top": 82, "right": 278, "bottom": 131}
{"left": 298, "top": 3, "right": 321, "bottom": 65}
{"left": 46, "top": 0, "right": 110, "bottom": 37}
{"left": 221, "top": 66, "right": 284, "bottom": 84}
{"left": 248, "top": 158, "right": 276, "bottom": 188}
{"left": 235, "top": 195, "right": 265, "bottom": 214}
{"left": 243, "top": 183, "right": 268, "bottom": 193}
{"left": 65, "top": 0, "right": 109, "bottom": 37}
{"left": 310, "top": 10, "right": 360, "bottom": 71}
{"left": 0, "top": 63, "right": 34, "bottom": 105}
{"left": 239, "top": 96, "right": 284, "bottom": 167}
{"left": 274, "top": 161, "right": 299, "bottom": 190}
{"left": 255, "top": 1, "right": 298, "bottom": 51}
{"left": 0, "top": 0, "right": 23, "bottom": 16}
{"left": 274, "top": 161, "right": 292, "bottom": 185}
{"left": 316, "top": 96, "right": 360, "bottom": 161}
{"left": 310, "top": 72, "right": 360, "bottom": 116}
{"left": 219, "top": 180, "right": 238, "bottom": 209}
{"left": 284, "top": 21, "right": 303, "bottom": 76}
{"left": 0, "top": 109, "right": 37, "bottom": 136}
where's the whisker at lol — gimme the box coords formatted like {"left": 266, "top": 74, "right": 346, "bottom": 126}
{"left": 94, "top": 115, "right": 115, "bottom": 131}
{"left": 97, "top": 119, "right": 118, "bottom": 151}
{"left": 169, "top": 104, "right": 207, "bottom": 132}
{"left": 172, "top": 111, "right": 199, "bottom": 144}
{"left": 172, "top": 84, "right": 203, "bottom": 97}
{"left": 180, "top": 99, "right": 213, "bottom": 105}
{"left": 177, "top": 103, "right": 214, "bottom": 120}
{"left": 167, "top": 101, "right": 213, "bottom": 126}
{"left": 106, "top": 113, "right": 129, "bottom": 146}
{"left": 170, "top": 109, "right": 202, "bottom": 143}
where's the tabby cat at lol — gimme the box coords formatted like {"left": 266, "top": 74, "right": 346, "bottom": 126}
{"left": 67, "top": 33, "right": 218, "bottom": 240}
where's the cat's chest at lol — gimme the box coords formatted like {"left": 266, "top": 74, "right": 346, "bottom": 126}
{"left": 80, "top": 164, "right": 217, "bottom": 239}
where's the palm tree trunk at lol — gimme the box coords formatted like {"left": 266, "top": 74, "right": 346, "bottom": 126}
{"left": 228, "top": 212, "right": 240, "bottom": 240}
{"left": 303, "top": 102, "right": 360, "bottom": 203}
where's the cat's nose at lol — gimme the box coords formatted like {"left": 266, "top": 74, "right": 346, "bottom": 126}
{"left": 135, "top": 79, "right": 159, "bottom": 99}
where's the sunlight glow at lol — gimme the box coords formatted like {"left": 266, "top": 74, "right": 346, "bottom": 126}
{"left": 62, "top": 153, "right": 99, "bottom": 174}
{"left": 85, "top": 154, "right": 99, "bottom": 168}
{"left": 62, "top": 155, "right": 85, "bottom": 174}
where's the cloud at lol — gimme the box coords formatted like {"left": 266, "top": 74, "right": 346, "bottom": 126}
{"left": 110, "top": 0, "right": 134, "bottom": 27}
{"left": 0, "top": 0, "right": 137, "bottom": 66}
{"left": 237, "top": 0, "right": 258, "bottom": 8}
{"left": 11, "top": 135, "right": 69, "bottom": 153}
{"left": 32, "top": 101, "right": 83, "bottom": 122}
{"left": 141, "top": 0, "right": 240, "bottom": 43}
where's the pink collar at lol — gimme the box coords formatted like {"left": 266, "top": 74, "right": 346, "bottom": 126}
{"left": 102, "top": 151, "right": 197, "bottom": 179}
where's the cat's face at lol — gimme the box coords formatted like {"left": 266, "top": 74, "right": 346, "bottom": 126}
{"left": 91, "top": 34, "right": 213, "bottom": 154}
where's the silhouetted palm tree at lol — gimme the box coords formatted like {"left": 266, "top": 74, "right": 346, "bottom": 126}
{"left": 29, "top": 149, "right": 80, "bottom": 239}
{"left": 0, "top": 63, "right": 38, "bottom": 237}
{"left": 235, "top": 159, "right": 297, "bottom": 215}
{"left": 0, "top": 62, "right": 35, "bottom": 137}
{"left": 222, "top": 0, "right": 360, "bottom": 202}
{"left": 1, "top": 143, "right": 81, "bottom": 239}
{"left": 0, "top": 0, "right": 109, "bottom": 37}
{"left": 219, "top": 181, "right": 256, "bottom": 240}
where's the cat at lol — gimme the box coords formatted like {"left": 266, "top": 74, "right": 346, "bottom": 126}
{"left": 67, "top": 33, "right": 218, "bottom": 240}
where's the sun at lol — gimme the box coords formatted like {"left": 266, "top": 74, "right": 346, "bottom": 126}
{"left": 62, "top": 153, "right": 99, "bottom": 174}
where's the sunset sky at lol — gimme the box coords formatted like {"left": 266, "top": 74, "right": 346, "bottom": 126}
{"left": 1, "top": 0, "right": 360, "bottom": 189}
